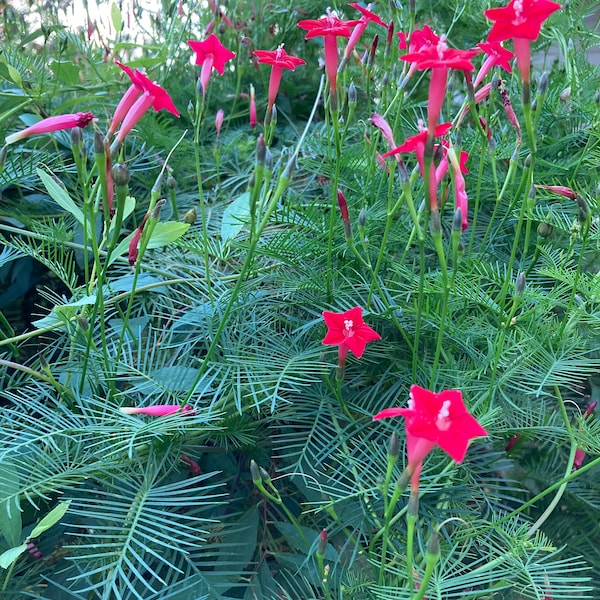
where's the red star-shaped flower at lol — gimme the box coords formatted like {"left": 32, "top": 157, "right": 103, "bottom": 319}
{"left": 484, "top": 0, "right": 561, "bottom": 43}
{"left": 474, "top": 41, "right": 514, "bottom": 87}
{"left": 297, "top": 9, "right": 360, "bottom": 93}
{"left": 188, "top": 34, "right": 236, "bottom": 92}
{"left": 322, "top": 306, "right": 381, "bottom": 364}
{"left": 401, "top": 35, "right": 478, "bottom": 72}
{"left": 373, "top": 385, "right": 487, "bottom": 463}
{"left": 130, "top": 70, "right": 179, "bottom": 115}
{"left": 254, "top": 46, "right": 306, "bottom": 114}
{"left": 254, "top": 47, "right": 306, "bottom": 71}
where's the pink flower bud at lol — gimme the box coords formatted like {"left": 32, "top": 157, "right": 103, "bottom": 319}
{"left": 119, "top": 405, "right": 195, "bottom": 417}
{"left": 215, "top": 108, "right": 224, "bottom": 138}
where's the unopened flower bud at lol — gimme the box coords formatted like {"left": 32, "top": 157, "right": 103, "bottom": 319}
{"left": 256, "top": 133, "right": 266, "bottom": 166}
{"left": 0, "top": 145, "right": 7, "bottom": 172}
{"left": 385, "top": 20, "right": 394, "bottom": 58}
{"left": 167, "top": 175, "right": 177, "bottom": 189}
{"left": 270, "top": 105, "right": 277, "bottom": 126}
{"left": 584, "top": 400, "right": 597, "bottom": 418}
{"left": 259, "top": 467, "right": 271, "bottom": 484}
{"left": 196, "top": 77, "right": 203, "bottom": 97}
{"left": 317, "top": 529, "right": 328, "bottom": 557}
{"left": 38, "top": 353, "right": 48, "bottom": 370}
{"left": 70, "top": 127, "right": 83, "bottom": 147}
{"left": 576, "top": 195, "right": 590, "bottom": 222}
{"left": 250, "top": 459, "right": 261, "bottom": 484}
{"left": 151, "top": 198, "right": 166, "bottom": 219}
{"left": 348, "top": 82, "right": 357, "bottom": 105}
{"left": 537, "top": 221, "right": 553, "bottom": 238}
{"left": 94, "top": 130, "right": 105, "bottom": 155}
{"left": 537, "top": 72, "right": 548, "bottom": 95}
{"left": 524, "top": 153, "right": 531, "bottom": 168}
{"left": 337, "top": 189, "right": 349, "bottom": 222}
{"left": 515, "top": 272, "right": 526, "bottom": 297}
{"left": 358, "top": 209, "right": 366, "bottom": 228}
{"left": 407, "top": 489, "right": 419, "bottom": 518}
{"left": 264, "top": 148, "right": 273, "bottom": 171}
{"left": 215, "top": 108, "right": 224, "bottom": 138}
{"left": 387, "top": 432, "right": 398, "bottom": 458}
{"left": 187, "top": 100, "right": 194, "bottom": 118}
{"left": 368, "top": 34, "right": 378, "bottom": 67}
{"left": 452, "top": 207, "right": 463, "bottom": 233}
{"left": 559, "top": 86, "right": 571, "bottom": 103}
{"left": 429, "top": 209, "right": 441, "bottom": 234}
{"left": 282, "top": 154, "right": 296, "bottom": 180}
{"left": 183, "top": 207, "right": 197, "bottom": 224}
{"left": 426, "top": 528, "right": 440, "bottom": 559}
{"left": 112, "top": 163, "right": 130, "bottom": 187}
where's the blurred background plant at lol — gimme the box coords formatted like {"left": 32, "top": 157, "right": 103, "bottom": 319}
{"left": 0, "top": 0, "right": 599, "bottom": 598}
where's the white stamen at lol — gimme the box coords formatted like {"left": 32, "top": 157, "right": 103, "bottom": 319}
{"left": 344, "top": 319, "right": 353, "bottom": 330}
{"left": 435, "top": 400, "right": 452, "bottom": 430}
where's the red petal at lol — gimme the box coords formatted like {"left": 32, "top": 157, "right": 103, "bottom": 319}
{"left": 372, "top": 407, "right": 411, "bottom": 421}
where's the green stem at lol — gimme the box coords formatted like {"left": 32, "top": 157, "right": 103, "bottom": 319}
{"left": 182, "top": 78, "right": 325, "bottom": 405}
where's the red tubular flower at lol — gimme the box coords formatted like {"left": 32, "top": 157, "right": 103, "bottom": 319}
{"left": 254, "top": 46, "right": 305, "bottom": 115}
{"left": 297, "top": 9, "right": 359, "bottom": 95}
{"left": 373, "top": 385, "right": 487, "bottom": 489}
{"left": 397, "top": 25, "right": 440, "bottom": 86}
{"left": 249, "top": 84, "right": 257, "bottom": 128}
{"left": 119, "top": 405, "right": 195, "bottom": 416}
{"left": 108, "top": 61, "right": 144, "bottom": 138}
{"left": 447, "top": 146, "right": 470, "bottom": 230}
{"left": 322, "top": 306, "right": 381, "bottom": 367}
{"left": 473, "top": 42, "right": 514, "bottom": 87}
{"left": 533, "top": 184, "right": 577, "bottom": 199}
{"left": 5, "top": 112, "right": 94, "bottom": 146}
{"left": 188, "top": 34, "right": 236, "bottom": 93}
{"left": 341, "top": 3, "right": 386, "bottom": 68}
{"left": 383, "top": 121, "right": 452, "bottom": 209}
{"left": 484, "top": 0, "right": 561, "bottom": 86}
{"left": 113, "top": 70, "right": 179, "bottom": 147}
{"left": 401, "top": 31, "right": 477, "bottom": 136}
{"left": 369, "top": 113, "right": 397, "bottom": 150}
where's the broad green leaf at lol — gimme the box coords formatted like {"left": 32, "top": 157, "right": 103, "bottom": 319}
{"left": 0, "top": 462, "right": 21, "bottom": 547}
{"left": 32, "top": 295, "right": 96, "bottom": 329}
{"left": 49, "top": 60, "right": 80, "bottom": 85}
{"left": 221, "top": 192, "right": 250, "bottom": 242}
{"left": 37, "top": 168, "right": 86, "bottom": 231}
{"left": 109, "top": 196, "right": 136, "bottom": 235}
{"left": 0, "top": 544, "right": 27, "bottom": 569}
{"left": 6, "top": 65, "right": 21, "bottom": 87}
{"left": 108, "top": 222, "right": 190, "bottom": 266}
{"left": 29, "top": 501, "right": 70, "bottom": 539}
{"left": 147, "top": 222, "right": 190, "bottom": 248}
{"left": 111, "top": 2, "right": 123, "bottom": 32}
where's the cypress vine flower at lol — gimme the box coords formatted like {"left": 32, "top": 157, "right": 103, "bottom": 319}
{"left": 188, "top": 34, "right": 236, "bottom": 93}
{"left": 322, "top": 306, "right": 381, "bottom": 367}
{"left": 297, "top": 9, "right": 359, "bottom": 95}
{"left": 254, "top": 46, "right": 305, "bottom": 117}
{"left": 373, "top": 385, "right": 487, "bottom": 490}
{"left": 5, "top": 112, "right": 94, "bottom": 146}
{"left": 484, "top": 0, "right": 561, "bottom": 87}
